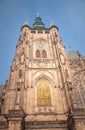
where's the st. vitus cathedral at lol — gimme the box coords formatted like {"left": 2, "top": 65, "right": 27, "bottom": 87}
{"left": 0, "top": 15, "right": 85, "bottom": 130}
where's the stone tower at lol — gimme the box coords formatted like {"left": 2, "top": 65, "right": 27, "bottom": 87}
{"left": 0, "top": 15, "right": 85, "bottom": 130}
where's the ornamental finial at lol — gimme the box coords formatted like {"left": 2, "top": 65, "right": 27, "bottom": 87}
{"left": 50, "top": 20, "right": 55, "bottom": 26}
{"left": 23, "top": 19, "right": 29, "bottom": 26}
{"left": 69, "top": 45, "right": 72, "bottom": 51}
{"left": 37, "top": 12, "right": 40, "bottom": 17}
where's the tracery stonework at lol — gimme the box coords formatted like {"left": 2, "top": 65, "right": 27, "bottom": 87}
{"left": 0, "top": 16, "right": 85, "bottom": 130}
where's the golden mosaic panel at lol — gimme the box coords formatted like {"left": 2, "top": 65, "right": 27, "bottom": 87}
{"left": 37, "top": 80, "right": 51, "bottom": 106}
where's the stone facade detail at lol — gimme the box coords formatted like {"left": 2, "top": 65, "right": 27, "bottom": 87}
{"left": 0, "top": 16, "right": 85, "bottom": 130}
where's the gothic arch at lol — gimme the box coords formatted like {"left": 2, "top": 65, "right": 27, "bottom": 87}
{"left": 33, "top": 74, "right": 54, "bottom": 107}
{"left": 33, "top": 74, "right": 54, "bottom": 87}
{"left": 72, "top": 70, "right": 85, "bottom": 84}
{"left": 71, "top": 70, "right": 85, "bottom": 108}
{"left": 33, "top": 38, "right": 48, "bottom": 44}
{"left": 36, "top": 50, "right": 41, "bottom": 58}
{"left": 32, "top": 70, "right": 54, "bottom": 78}
{"left": 42, "top": 50, "right": 47, "bottom": 58}
{"left": 73, "top": 69, "right": 85, "bottom": 77}
{"left": 32, "top": 70, "right": 55, "bottom": 85}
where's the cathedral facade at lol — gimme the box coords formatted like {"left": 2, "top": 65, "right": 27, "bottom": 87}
{"left": 0, "top": 15, "right": 85, "bottom": 130}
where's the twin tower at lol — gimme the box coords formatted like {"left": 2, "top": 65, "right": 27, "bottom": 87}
{"left": 0, "top": 15, "right": 85, "bottom": 130}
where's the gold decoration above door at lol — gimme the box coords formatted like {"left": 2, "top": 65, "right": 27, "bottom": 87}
{"left": 37, "top": 80, "right": 51, "bottom": 106}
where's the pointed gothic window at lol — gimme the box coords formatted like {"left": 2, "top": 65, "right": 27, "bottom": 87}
{"left": 36, "top": 50, "right": 41, "bottom": 58}
{"left": 73, "top": 89, "right": 83, "bottom": 106}
{"left": 72, "top": 72, "right": 85, "bottom": 107}
{"left": 42, "top": 50, "right": 47, "bottom": 58}
{"left": 37, "top": 80, "right": 51, "bottom": 106}
{"left": 73, "top": 85, "right": 85, "bottom": 107}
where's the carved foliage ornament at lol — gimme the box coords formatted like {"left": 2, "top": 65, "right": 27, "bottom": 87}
{"left": 36, "top": 43, "right": 45, "bottom": 50}
{"left": 0, "top": 121, "right": 7, "bottom": 129}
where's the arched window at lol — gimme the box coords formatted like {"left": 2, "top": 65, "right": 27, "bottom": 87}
{"left": 36, "top": 50, "right": 41, "bottom": 58}
{"left": 73, "top": 87, "right": 83, "bottom": 107}
{"left": 42, "top": 50, "right": 47, "bottom": 58}
{"left": 72, "top": 72, "right": 85, "bottom": 108}
{"left": 72, "top": 80, "right": 85, "bottom": 107}
{"left": 37, "top": 80, "right": 51, "bottom": 106}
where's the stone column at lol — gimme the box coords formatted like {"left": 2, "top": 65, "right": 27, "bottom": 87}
{"left": 8, "top": 119, "right": 23, "bottom": 130}
{"left": 6, "top": 109, "right": 26, "bottom": 130}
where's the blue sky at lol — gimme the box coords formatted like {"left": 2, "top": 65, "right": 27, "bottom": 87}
{"left": 0, "top": 0, "right": 85, "bottom": 84}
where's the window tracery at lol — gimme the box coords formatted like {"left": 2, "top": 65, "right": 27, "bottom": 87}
{"left": 36, "top": 49, "right": 47, "bottom": 58}
{"left": 72, "top": 72, "right": 85, "bottom": 107}
{"left": 73, "top": 87, "right": 83, "bottom": 106}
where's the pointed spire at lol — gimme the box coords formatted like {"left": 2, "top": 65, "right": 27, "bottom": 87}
{"left": 77, "top": 50, "right": 81, "bottom": 57}
{"left": 21, "top": 19, "right": 30, "bottom": 30}
{"left": 50, "top": 20, "right": 58, "bottom": 30}
{"left": 69, "top": 45, "right": 72, "bottom": 51}
{"left": 23, "top": 20, "right": 29, "bottom": 26}
{"left": 37, "top": 12, "right": 40, "bottom": 17}
{"left": 32, "top": 14, "right": 45, "bottom": 29}
{"left": 50, "top": 20, "right": 55, "bottom": 27}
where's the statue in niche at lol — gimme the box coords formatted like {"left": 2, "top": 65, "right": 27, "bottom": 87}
{"left": 16, "top": 93, "right": 21, "bottom": 105}
{"left": 19, "top": 69, "right": 23, "bottom": 79}
{"left": 65, "top": 69, "right": 69, "bottom": 81}
{"left": 20, "top": 53, "right": 25, "bottom": 64}
{"left": 11, "top": 60, "right": 16, "bottom": 71}
{"left": 16, "top": 69, "right": 24, "bottom": 88}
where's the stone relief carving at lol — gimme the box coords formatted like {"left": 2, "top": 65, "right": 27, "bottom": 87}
{"left": 20, "top": 53, "right": 25, "bottom": 64}
{"left": 11, "top": 60, "right": 18, "bottom": 72}
{"left": 19, "top": 69, "right": 23, "bottom": 79}
{"left": 11, "top": 60, "right": 16, "bottom": 71}
{"left": 36, "top": 106, "right": 54, "bottom": 113}
{"left": 68, "top": 59, "right": 82, "bottom": 70}
{"left": 7, "top": 110, "right": 25, "bottom": 117}
{"left": 25, "top": 120, "right": 67, "bottom": 129}
{"left": 0, "top": 121, "right": 7, "bottom": 129}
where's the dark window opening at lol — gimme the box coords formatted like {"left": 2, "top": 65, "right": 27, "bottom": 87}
{"left": 36, "top": 50, "right": 41, "bottom": 58}
{"left": 42, "top": 50, "right": 47, "bottom": 58}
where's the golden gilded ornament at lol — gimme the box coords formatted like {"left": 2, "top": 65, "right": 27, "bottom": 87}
{"left": 37, "top": 80, "right": 51, "bottom": 106}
